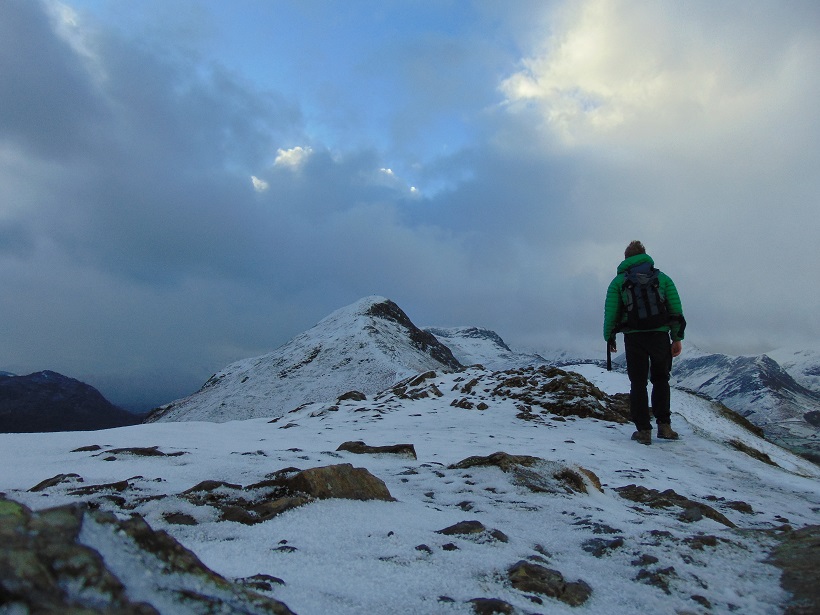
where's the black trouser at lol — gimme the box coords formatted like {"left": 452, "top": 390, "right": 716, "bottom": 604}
{"left": 624, "top": 331, "right": 673, "bottom": 431}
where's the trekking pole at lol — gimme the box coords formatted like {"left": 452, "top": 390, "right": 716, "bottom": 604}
{"left": 606, "top": 337, "right": 613, "bottom": 371}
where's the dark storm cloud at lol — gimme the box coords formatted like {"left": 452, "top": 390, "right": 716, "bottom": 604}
{"left": 0, "top": 1, "right": 104, "bottom": 158}
{"left": 1, "top": 0, "right": 304, "bottom": 288}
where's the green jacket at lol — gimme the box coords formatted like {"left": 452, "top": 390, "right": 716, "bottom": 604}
{"left": 603, "top": 253, "right": 684, "bottom": 342}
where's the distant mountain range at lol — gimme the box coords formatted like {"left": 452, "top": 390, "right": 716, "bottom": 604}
{"left": 670, "top": 346, "right": 820, "bottom": 462}
{"left": 0, "top": 371, "right": 143, "bottom": 433}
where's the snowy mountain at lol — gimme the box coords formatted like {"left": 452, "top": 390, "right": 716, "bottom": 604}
{"left": 0, "top": 370, "right": 142, "bottom": 433}
{"left": 672, "top": 351, "right": 820, "bottom": 462}
{"left": 146, "top": 297, "right": 463, "bottom": 423}
{"left": 2, "top": 364, "right": 817, "bottom": 614}
{"left": 768, "top": 347, "right": 820, "bottom": 393}
{"left": 425, "top": 326, "right": 547, "bottom": 370}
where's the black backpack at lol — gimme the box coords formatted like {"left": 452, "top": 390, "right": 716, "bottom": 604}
{"left": 621, "top": 267, "right": 669, "bottom": 330}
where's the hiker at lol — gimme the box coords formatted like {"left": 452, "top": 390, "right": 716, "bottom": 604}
{"left": 603, "top": 240, "right": 686, "bottom": 445}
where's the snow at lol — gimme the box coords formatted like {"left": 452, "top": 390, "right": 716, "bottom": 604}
{"left": 425, "top": 326, "right": 544, "bottom": 370}
{"left": 769, "top": 346, "right": 820, "bottom": 393}
{"left": 2, "top": 365, "right": 818, "bottom": 614}
{"left": 147, "top": 296, "right": 460, "bottom": 423}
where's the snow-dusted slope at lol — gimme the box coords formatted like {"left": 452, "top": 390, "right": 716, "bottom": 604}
{"left": 769, "top": 347, "right": 820, "bottom": 393}
{"left": 146, "top": 297, "right": 462, "bottom": 423}
{"left": 2, "top": 364, "right": 817, "bottom": 614}
{"left": 425, "top": 326, "right": 546, "bottom": 370}
{"left": 672, "top": 351, "right": 820, "bottom": 460}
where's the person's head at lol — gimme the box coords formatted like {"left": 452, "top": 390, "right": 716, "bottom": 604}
{"left": 624, "top": 240, "right": 646, "bottom": 258}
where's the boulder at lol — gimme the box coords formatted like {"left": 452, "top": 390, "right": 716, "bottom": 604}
{"left": 507, "top": 560, "right": 592, "bottom": 606}
{"left": 285, "top": 463, "right": 395, "bottom": 501}
{"left": 449, "top": 452, "right": 602, "bottom": 494}
{"left": 337, "top": 440, "right": 417, "bottom": 459}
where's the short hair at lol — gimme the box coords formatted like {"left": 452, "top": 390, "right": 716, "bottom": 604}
{"left": 624, "top": 240, "right": 646, "bottom": 258}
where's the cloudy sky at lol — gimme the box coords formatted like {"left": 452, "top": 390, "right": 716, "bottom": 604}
{"left": 2, "top": 0, "right": 818, "bottom": 410}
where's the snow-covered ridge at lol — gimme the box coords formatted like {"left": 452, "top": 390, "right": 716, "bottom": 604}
{"left": 425, "top": 326, "right": 547, "bottom": 371}
{"left": 146, "top": 296, "right": 462, "bottom": 423}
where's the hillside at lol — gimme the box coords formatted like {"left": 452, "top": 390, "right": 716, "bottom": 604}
{"left": 672, "top": 350, "right": 820, "bottom": 461}
{"left": 146, "top": 296, "right": 462, "bottom": 423}
{"left": 0, "top": 371, "right": 142, "bottom": 433}
{"left": 1, "top": 364, "right": 817, "bottom": 614}
{"left": 425, "top": 326, "right": 548, "bottom": 370}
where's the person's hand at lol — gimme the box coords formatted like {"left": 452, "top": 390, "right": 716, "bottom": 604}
{"left": 671, "top": 340, "right": 682, "bottom": 357}
{"left": 608, "top": 341, "right": 617, "bottom": 353}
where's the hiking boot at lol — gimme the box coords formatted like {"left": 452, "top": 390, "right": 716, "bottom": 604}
{"left": 631, "top": 430, "right": 652, "bottom": 445}
{"left": 657, "top": 423, "right": 679, "bottom": 440}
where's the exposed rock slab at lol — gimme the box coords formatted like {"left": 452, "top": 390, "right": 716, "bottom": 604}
{"left": 337, "top": 440, "right": 417, "bottom": 459}
{"left": 449, "top": 451, "right": 602, "bottom": 494}
{"left": 286, "top": 463, "right": 395, "bottom": 501}
{"left": 0, "top": 495, "right": 294, "bottom": 614}
{"left": 507, "top": 560, "right": 592, "bottom": 606}
{"left": 768, "top": 524, "right": 820, "bottom": 615}
{"left": 614, "top": 484, "right": 736, "bottom": 528}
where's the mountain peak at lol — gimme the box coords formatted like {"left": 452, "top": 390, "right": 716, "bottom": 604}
{"left": 147, "top": 297, "right": 462, "bottom": 423}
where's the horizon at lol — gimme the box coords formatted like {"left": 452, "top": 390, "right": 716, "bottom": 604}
{"left": 2, "top": 1, "right": 819, "bottom": 409}
{"left": 2, "top": 292, "right": 817, "bottom": 413}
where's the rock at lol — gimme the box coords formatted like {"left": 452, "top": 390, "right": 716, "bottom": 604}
{"left": 491, "top": 366, "right": 630, "bottom": 423}
{"left": 250, "top": 495, "right": 312, "bottom": 522}
{"left": 179, "top": 465, "right": 392, "bottom": 526}
{"left": 634, "top": 566, "right": 677, "bottom": 594}
{"left": 631, "top": 554, "right": 660, "bottom": 566}
{"left": 507, "top": 560, "right": 592, "bottom": 606}
{"left": 336, "top": 440, "right": 417, "bottom": 459}
{"left": 237, "top": 573, "right": 286, "bottom": 592}
{"left": 28, "top": 473, "right": 83, "bottom": 492}
{"left": 68, "top": 479, "right": 132, "bottom": 496}
{"left": 161, "top": 512, "right": 198, "bottom": 526}
{"left": 104, "top": 446, "right": 186, "bottom": 457}
{"left": 768, "top": 524, "right": 820, "bottom": 615}
{"left": 182, "top": 480, "right": 243, "bottom": 494}
{"left": 435, "top": 520, "right": 508, "bottom": 543}
{"left": 437, "top": 520, "right": 487, "bottom": 536}
{"left": 614, "top": 484, "right": 736, "bottom": 528}
{"left": 449, "top": 451, "right": 542, "bottom": 472}
{"left": 468, "top": 597, "right": 515, "bottom": 614}
{"left": 337, "top": 390, "right": 367, "bottom": 402}
{"left": 582, "top": 536, "right": 625, "bottom": 557}
{"left": 285, "top": 463, "right": 395, "bottom": 501}
{"left": 0, "top": 495, "right": 295, "bottom": 614}
{"left": 450, "top": 451, "right": 602, "bottom": 495}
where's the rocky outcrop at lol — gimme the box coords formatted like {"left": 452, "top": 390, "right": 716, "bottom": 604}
{"left": 286, "top": 463, "right": 395, "bottom": 501}
{"left": 0, "top": 496, "right": 294, "bottom": 614}
{"left": 768, "top": 524, "right": 820, "bottom": 615}
{"left": 449, "top": 451, "right": 603, "bottom": 495}
{"left": 176, "top": 463, "right": 396, "bottom": 525}
{"left": 614, "top": 484, "right": 736, "bottom": 528}
{"left": 337, "top": 440, "right": 417, "bottom": 459}
{"left": 507, "top": 560, "right": 592, "bottom": 606}
{"left": 491, "top": 366, "right": 630, "bottom": 423}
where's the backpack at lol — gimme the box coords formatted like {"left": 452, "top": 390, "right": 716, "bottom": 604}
{"left": 621, "top": 267, "right": 669, "bottom": 330}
